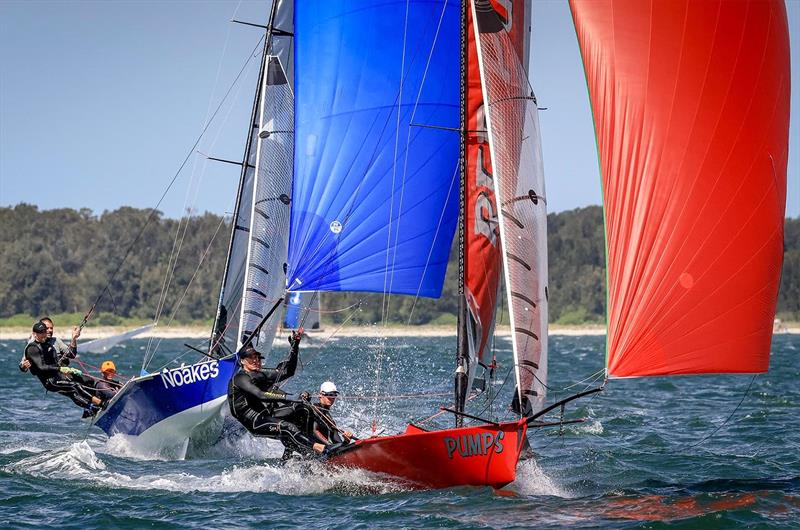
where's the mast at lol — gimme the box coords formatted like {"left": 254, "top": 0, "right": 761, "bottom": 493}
{"left": 454, "top": 0, "right": 469, "bottom": 428}
{"left": 210, "top": 3, "right": 281, "bottom": 355}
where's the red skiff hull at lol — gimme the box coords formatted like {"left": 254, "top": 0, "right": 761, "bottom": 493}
{"left": 329, "top": 421, "right": 528, "bottom": 489}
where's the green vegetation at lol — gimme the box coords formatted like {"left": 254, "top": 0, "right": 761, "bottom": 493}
{"left": 0, "top": 312, "right": 212, "bottom": 329}
{"left": 0, "top": 204, "right": 797, "bottom": 327}
{"left": 779, "top": 216, "right": 800, "bottom": 322}
{"left": 0, "top": 204, "right": 227, "bottom": 326}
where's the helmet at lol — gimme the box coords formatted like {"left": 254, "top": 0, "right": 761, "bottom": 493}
{"left": 319, "top": 381, "right": 339, "bottom": 396}
{"left": 100, "top": 360, "right": 116, "bottom": 373}
{"left": 238, "top": 346, "right": 264, "bottom": 360}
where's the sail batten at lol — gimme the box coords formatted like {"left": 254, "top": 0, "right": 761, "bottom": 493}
{"left": 470, "top": 0, "right": 548, "bottom": 414}
{"left": 570, "top": 0, "right": 790, "bottom": 377}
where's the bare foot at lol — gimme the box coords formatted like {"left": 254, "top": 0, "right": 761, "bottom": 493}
{"left": 313, "top": 443, "right": 325, "bottom": 454}
{"left": 91, "top": 396, "right": 102, "bottom": 406}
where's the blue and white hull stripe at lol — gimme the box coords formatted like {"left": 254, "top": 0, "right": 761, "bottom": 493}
{"left": 92, "top": 355, "right": 237, "bottom": 439}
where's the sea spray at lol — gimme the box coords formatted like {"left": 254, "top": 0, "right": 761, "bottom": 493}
{"left": 509, "top": 458, "right": 571, "bottom": 497}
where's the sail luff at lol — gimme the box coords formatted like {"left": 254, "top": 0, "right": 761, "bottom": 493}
{"left": 236, "top": 65, "right": 268, "bottom": 352}
{"left": 461, "top": 1, "right": 535, "bottom": 413}
{"left": 236, "top": 53, "right": 294, "bottom": 355}
{"left": 468, "top": 0, "right": 522, "bottom": 410}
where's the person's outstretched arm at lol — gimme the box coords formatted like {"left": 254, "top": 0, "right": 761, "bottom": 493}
{"left": 274, "top": 327, "right": 303, "bottom": 383}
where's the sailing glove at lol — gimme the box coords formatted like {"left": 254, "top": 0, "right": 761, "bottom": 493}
{"left": 289, "top": 326, "right": 304, "bottom": 345}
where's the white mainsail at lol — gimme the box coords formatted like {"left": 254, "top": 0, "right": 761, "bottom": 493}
{"left": 237, "top": 56, "right": 294, "bottom": 354}
{"left": 471, "top": 0, "right": 548, "bottom": 414}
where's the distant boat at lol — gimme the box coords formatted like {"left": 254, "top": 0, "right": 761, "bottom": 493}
{"left": 79, "top": 324, "right": 154, "bottom": 354}
{"left": 281, "top": 292, "right": 321, "bottom": 331}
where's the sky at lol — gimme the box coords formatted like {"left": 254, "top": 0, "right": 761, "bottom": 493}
{"left": 1, "top": 0, "right": 798, "bottom": 219}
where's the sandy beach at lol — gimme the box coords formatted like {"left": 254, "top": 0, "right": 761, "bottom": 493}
{"left": 2, "top": 323, "right": 796, "bottom": 341}
{"left": 0, "top": 324, "right": 617, "bottom": 341}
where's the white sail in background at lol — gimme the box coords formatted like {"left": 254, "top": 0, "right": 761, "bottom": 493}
{"left": 79, "top": 324, "right": 154, "bottom": 354}
{"left": 471, "top": 0, "right": 548, "bottom": 414}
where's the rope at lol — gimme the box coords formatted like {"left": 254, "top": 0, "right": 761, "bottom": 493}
{"left": 143, "top": 214, "right": 226, "bottom": 369}
{"left": 282, "top": 300, "right": 363, "bottom": 374}
{"left": 538, "top": 375, "right": 758, "bottom": 458}
{"left": 561, "top": 368, "right": 607, "bottom": 392}
{"left": 684, "top": 374, "right": 757, "bottom": 450}
{"left": 341, "top": 391, "right": 452, "bottom": 401}
{"left": 73, "top": 358, "right": 131, "bottom": 382}
{"left": 145, "top": 214, "right": 225, "bottom": 366}
{"left": 414, "top": 389, "right": 485, "bottom": 426}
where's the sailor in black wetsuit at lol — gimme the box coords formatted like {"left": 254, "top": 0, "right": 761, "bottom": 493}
{"left": 19, "top": 317, "right": 80, "bottom": 372}
{"left": 24, "top": 321, "right": 101, "bottom": 415}
{"left": 310, "top": 381, "right": 353, "bottom": 451}
{"left": 228, "top": 328, "right": 325, "bottom": 457}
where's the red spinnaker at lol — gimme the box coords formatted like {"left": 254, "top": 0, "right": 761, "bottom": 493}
{"left": 570, "top": 0, "right": 790, "bottom": 377}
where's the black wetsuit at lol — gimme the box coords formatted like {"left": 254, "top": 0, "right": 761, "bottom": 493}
{"left": 19, "top": 336, "right": 76, "bottom": 372}
{"left": 311, "top": 402, "right": 347, "bottom": 447}
{"left": 228, "top": 340, "right": 317, "bottom": 455}
{"left": 24, "top": 340, "right": 95, "bottom": 409}
{"left": 95, "top": 378, "right": 122, "bottom": 403}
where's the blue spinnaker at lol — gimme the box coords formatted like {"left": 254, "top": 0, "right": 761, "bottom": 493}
{"left": 288, "top": 0, "right": 460, "bottom": 297}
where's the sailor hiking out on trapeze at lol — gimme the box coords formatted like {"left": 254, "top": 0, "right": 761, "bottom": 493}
{"left": 23, "top": 321, "right": 102, "bottom": 416}
{"left": 228, "top": 327, "right": 329, "bottom": 457}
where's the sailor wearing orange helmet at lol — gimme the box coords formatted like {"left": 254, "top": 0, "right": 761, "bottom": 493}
{"left": 95, "top": 360, "right": 122, "bottom": 404}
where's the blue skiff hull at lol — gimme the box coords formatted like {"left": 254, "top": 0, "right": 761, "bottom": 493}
{"left": 91, "top": 355, "right": 237, "bottom": 454}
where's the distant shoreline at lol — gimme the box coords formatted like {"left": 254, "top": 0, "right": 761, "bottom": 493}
{"left": 0, "top": 324, "right": 609, "bottom": 340}
{"left": 1, "top": 324, "right": 797, "bottom": 341}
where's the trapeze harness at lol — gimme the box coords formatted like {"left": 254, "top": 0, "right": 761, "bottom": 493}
{"left": 24, "top": 340, "right": 95, "bottom": 409}
{"left": 227, "top": 340, "right": 318, "bottom": 456}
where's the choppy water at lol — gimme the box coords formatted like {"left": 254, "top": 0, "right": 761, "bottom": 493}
{"left": 2, "top": 333, "right": 798, "bottom": 529}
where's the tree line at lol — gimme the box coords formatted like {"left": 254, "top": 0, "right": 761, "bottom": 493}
{"left": 1, "top": 204, "right": 797, "bottom": 326}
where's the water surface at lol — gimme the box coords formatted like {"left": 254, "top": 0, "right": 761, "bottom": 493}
{"left": 2, "top": 333, "right": 798, "bottom": 528}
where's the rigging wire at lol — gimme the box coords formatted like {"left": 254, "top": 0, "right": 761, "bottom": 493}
{"left": 684, "top": 374, "right": 758, "bottom": 450}
{"left": 77, "top": 32, "right": 266, "bottom": 332}
{"left": 142, "top": 214, "right": 227, "bottom": 370}
{"left": 285, "top": 300, "right": 363, "bottom": 374}
{"left": 535, "top": 375, "right": 758, "bottom": 458}
{"left": 375, "top": 0, "right": 455, "bottom": 432}
{"left": 374, "top": 0, "right": 413, "bottom": 432}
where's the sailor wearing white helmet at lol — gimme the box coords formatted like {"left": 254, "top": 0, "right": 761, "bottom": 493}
{"left": 311, "top": 381, "right": 354, "bottom": 450}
